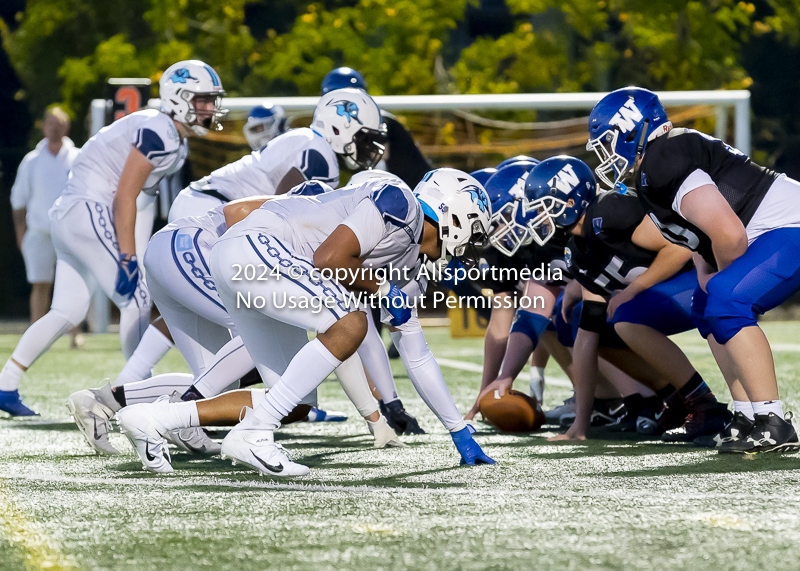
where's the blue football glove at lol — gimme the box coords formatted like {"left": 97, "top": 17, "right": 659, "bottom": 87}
{"left": 440, "top": 257, "right": 466, "bottom": 291}
{"left": 379, "top": 282, "right": 412, "bottom": 326}
{"left": 451, "top": 427, "right": 496, "bottom": 466}
{"left": 115, "top": 254, "right": 139, "bottom": 300}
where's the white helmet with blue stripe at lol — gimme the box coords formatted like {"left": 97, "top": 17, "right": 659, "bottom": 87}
{"left": 160, "top": 60, "right": 227, "bottom": 136}
{"left": 413, "top": 168, "right": 492, "bottom": 269}
{"left": 312, "top": 88, "right": 386, "bottom": 170}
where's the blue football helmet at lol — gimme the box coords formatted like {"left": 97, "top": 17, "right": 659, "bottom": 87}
{"left": 321, "top": 67, "right": 367, "bottom": 95}
{"left": 243, "top": 104, "right": 287, "bottom": 150}
{"left": 470, "top": 168, "right": 497, "bottom": 187}
{"left": 496, "top": 155, "right": 538, "bottom": 170}
{"left": 484, "top": 159, "right": 539, "bottom": 257}
{"left": 523, "top": 156, "right": 597, "bottom": 246}
{"left": 586, "top": 87, "right": 671, "bottom": 189}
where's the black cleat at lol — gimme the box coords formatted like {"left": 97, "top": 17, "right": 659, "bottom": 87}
{"left": 637, "top": 400, "right": 687, "bottom": 436}
{"left": 379, "top": 399, "right": 425, "bottom": 435}
{"left": 560, "top": 398, "right": 625, "bottom": 428}
{"left": 694, "top": 411, "right": 754, "bottom": 448}
{"left": 719, "top": 412, "right": 800, "bottom": 454}
{"left": 607, "top": 394, "right": 663, "bottom": 433}
{"left": 662, "top": 401, "right": 731, "bottom": 443}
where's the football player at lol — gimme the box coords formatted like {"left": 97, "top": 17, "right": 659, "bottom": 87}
{"left": 0, "top": 60, "right": 224, "bottom": 417}
{"left": 117, "top": 169, "right": 496, "bottom": 474}
{"left": 587, "top": 86, "right": 800, "bottom": 453}
{"left": 523, "top": 156, "right": 727, "bottom": 441}
{"left": 243, "top": 104, "right": 287, "bottom": 151}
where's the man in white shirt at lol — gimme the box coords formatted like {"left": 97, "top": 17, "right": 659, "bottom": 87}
{"left": 10, "top": 107, "right": 80, "bottom": 331}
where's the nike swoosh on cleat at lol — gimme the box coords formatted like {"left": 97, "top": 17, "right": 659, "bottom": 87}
{"left": 251, "top": 450, "right": 284, "bottom": 473}
{"left": 609, "top": 404, "right": 625, "bottom": 416}
{"left": 654, "top": 410, "right": 665, "bottom": 420}
{"left": 92, "top": 417, "right": 102, "bottom": 441}
{"left": 145, "top": 441, "right": 157, "bottom": 462}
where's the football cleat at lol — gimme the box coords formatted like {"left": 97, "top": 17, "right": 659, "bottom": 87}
{"left": 560, "top": 398, "right": 625, "bottom": 428}
{"left": 305, "top": 407, "right": 348, "bottom": 422}
{"left": 661, "top": 401, "right": 731, "bottom": 443}
{"left": 116, "top": 401, "right": 174, "bottom": 473}
{"left": 220, "top": 408, "right": 309, "bottom": 477}
{"left": 544, "top": 395, "right": 575, "bottom": 423}
{"left": 695, "top": 411, "right": 755, "bottom": 449}
{"left": 606, "top": 394, "right": 662, "bottom": 433}
{"left": 66, "top": 388, "right": 120, "bottom": 455}
{"left": 451, "top": 427, "right": 496, "bottom": 466}
{"left": 380, "top": 400, "right": 425, "bottom": 435}
{"left": 367, "top": 415, "right": 406, "bottom": 448}
{"left": 0, "top": 389, "right": 38, "bottom": 417}
{"left": 719, "top": 412, "right": 800, "bottom": 454}
{"left": 636, "top": 400, "right": 687, "bottom": 436}
{"left": 163, "top": 392, "right": 220, "bottom": 456}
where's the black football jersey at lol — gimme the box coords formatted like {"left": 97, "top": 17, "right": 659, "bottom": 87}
{"left": 565, "top": 192, "right": 656, "bottom": 296}
{"left": 635, "top": 128, "right": 778, "bottom": 267}
{"left": 518, "top": 230, "right": 571, "bottom": 286}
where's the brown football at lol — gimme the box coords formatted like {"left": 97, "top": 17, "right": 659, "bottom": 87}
{"left": 479, "top": 389, "right": 545, "bottom": 433}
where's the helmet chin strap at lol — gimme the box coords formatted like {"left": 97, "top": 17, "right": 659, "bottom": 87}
{"left": 616, "top": 118, "right": 650, "bottom": 193}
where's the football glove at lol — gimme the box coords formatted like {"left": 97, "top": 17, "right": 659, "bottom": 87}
{"left": 115, "top": 254, "right": 139, "bottom": 300}
{"left": 379, "top": 282, "right": 412, "bottom": 327}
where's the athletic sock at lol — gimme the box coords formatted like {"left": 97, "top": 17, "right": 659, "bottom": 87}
{"left": 753, "top": 400, "right": 784, "bottom": 418}
{"left": 122, "top": 373, "right": 195, "bottom": 405}
{"left": 334, "top": 353, "right": 379, "bottom": 418}
{"left": 734, "top": 400, "right": 755, "bottom": 421}
{"left": 192, "top": 336, "right": 257, "bottom": 397}
{"left": 656, "top": 385, "right": 686, "bottom": 414}
{"left": 0, "top": 360, "right": 25, "bottom": 392}
{"left": 253, "top": 339, "right": 341, "bottom": 429}
{"left": 162, "top": 401, "right": 200, "bottom": 430}
{"left": 114, "top": 325, "right": 174, "bottom": 386}
{"left": 677, "top": 372, "right": 716, "bottom": 408}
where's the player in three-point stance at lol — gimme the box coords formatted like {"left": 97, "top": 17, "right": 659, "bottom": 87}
{"left": 0, "top": 60, "right": 225, "bottom": 417}
{"left": 117, "top": 169, "right": 495, "bottom": 475}
{"left": 587, "top": 86, "right": 800, "bottom": 453}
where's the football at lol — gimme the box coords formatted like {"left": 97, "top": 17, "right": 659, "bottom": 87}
{"left": 479, "top": 389, "right": 545, "bottom": 433}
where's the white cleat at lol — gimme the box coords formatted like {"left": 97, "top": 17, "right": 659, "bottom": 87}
{"left": 163, "top": 392, "right": 221, "bottom": 456}
{"left": 220, "top": 407, "right": 309, "bottom": 477}
{"left": 66, "top": 388, "right": 120, "bottom": 455}
{"left": 368, "top": 415, "right": 406, "bottom": 449}
{"left": 116, "top": 402, "right": 173, "bottom": 473}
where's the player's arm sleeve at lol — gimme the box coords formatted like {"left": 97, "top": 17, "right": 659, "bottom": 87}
{"left": 299, "top": 147, "right": 338, "bottom": 184}
{"left": 131, "top": 119, "right": 180, "bottom": 170}
{"left": 341, "top": 184, "right": 414, "bottom": 257}
{"left": 671, "top": 169, "right": 716, "bottom": 217}
{"left": 10, "top": 155, "right": 31, "bottom": 210}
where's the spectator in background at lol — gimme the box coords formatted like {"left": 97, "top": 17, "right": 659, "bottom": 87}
{"left": 11, "top": 107, "right": 82, "bottom": 347}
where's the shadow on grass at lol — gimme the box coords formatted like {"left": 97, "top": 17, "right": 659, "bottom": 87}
{"left": 598, "top": 451, "right": 800, "bottom": 478}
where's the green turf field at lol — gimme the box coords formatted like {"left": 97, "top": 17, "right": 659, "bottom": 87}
{"left": 2, "top": 324, "right": 800, "bottom": 571}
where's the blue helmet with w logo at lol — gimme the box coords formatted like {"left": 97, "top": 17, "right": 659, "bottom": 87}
{"left": 523, "top": 156, "right": 597, "bottom": 246}
{"left": 484, "top": 159, "right": 539, "bottom": 257}
{"left": 586, "top": 87, "right": 670, "bottom": 190}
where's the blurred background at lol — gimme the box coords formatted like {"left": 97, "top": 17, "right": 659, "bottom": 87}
{"left": 2, "top": 0, "right": 800, "bottom": 319}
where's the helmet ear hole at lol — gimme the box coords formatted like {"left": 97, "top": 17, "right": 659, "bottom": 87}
{"left": 625, "top": 129, "right": 638, "bottom": 143}
{"left": 332, "top": 126, "right": 340, "bottom": 135}
{"left": 452, "top": 214, "right": 462, "bottom": 229}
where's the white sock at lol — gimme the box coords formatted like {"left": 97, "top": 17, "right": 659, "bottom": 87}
{"left": 733, "top": 400, "right": 755, "bottom": 420}
{"left": 335, "top": 352, "right": 379, "bottom": 418}
{"left": 161, "top": 401, "right": 200, "bottom": 430}
{"left": 193, "top": 336, "right": 256, "bottom": 397}
{"left": 122, "top": 373, "right": 195, "bottom": 405}
{"left": 11, "top": 310, "right": 74, "bottom": 368}
{"left": 119, "top": 303, "right": 151, "bottom": 360}
{"left": 250, "top": 388, "right": 266, "bottom": 408}
{"left": 752, "top": 400, "right": 784, "bottom": 418}
{"left": 357, "top": 311, "right": 400, "bottom": 404}
{"left": 390, "top": 327, "right": 466, "bottom": 433}
{"left": 114, "top": 325, "right": 174, "bottom": 386}
{"left": 530, "top": 366, "right": 545, "bottom": 384}
{"left": 0, "top": 360, "right": 25, "bottom": 392}
{"left": 253, "top": 339, "right": 341, "bottom": 428}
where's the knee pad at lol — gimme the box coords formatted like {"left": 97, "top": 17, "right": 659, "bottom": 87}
{"left": 703, "top": 287, "right": 757, "bottom": 344}
{"left": 510, "top": 310, "right": 551, "bottom": 347}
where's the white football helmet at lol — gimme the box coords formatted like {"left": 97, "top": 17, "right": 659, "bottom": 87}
{"left": 347, "top": 168, "right": 402, "bottom": 187}
{"left": 413, "top": 168, "right": 492, "bottom": 270}
{"left": 243, "top": 103, "right": 287, "bottom": 150}
{"left": 312, "top": 88, "right": 387, "bottom": 169}
{"left": 160, "top": 60, "right": 227, "bottom": 136}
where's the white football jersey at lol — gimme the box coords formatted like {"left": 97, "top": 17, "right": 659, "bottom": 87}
{"left": 159, "top": 203, "right": 228, "bottom": 240}
{"left": 61, "top": 109, "right": 187, "bottom": 206}
{"left": 195, "top": 128, "right": 339, "bottom": 201}
{"left": 222, "top": 178, "right": 423, "bottom": 284}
